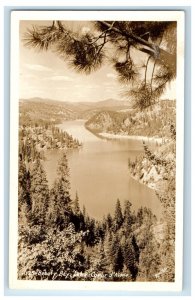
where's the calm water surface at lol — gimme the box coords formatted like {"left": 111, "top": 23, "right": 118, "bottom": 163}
{"left": 43, "top": 120, "right": 162, "bottom": 219}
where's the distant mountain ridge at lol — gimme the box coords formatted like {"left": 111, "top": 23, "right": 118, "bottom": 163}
{"left": 19, "top": 97, "right": 131, "bottom": 122}
{"left": 20, "top": 97, "right": 130, "bottom": 107}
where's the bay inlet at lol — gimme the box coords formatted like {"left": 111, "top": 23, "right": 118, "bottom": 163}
{"left": 43, "top": 119, "right": 162, "bottom": 220}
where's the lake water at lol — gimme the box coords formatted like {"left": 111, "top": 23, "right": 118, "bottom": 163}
{"left": 43, "top": 120, "right": 162, "bottom": 220}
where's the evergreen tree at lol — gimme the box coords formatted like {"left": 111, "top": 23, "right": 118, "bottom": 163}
{"left": 113, "top": 246, "right": 124, "bottom": 273}
{"left": 48, "top": 152, "right": 72, "bottom": 230}
{"left": 73, "top": 191, "right": 80, "bottom": 215}
{"left": 109, "top": 234, "right": 120, "bottom": 272}
{"left": 137, "top": 207, "right": 144, "bottom": 227}
{"left": 84, "top": 217, "right": 96, "bottom": 246}
{"left": 123, "top": 200, "right": 132, "bottom": 234}
{"left": 70, "top": 192, "right": 83, "bottom": 232}
{"left": 82, "top": 205, "right": 86, "bottom": 219}
{"left": 106, "top": 213, "right": 113, "bottom": 231}
{"left": 131, "top": 235, "right": 140, "bottom": 263}
{"left": 123, "top": 236, "right": 140, "bottom": 281}
{"left": 94, "top": 221, "right": 105, "bottom": 243}
{"left": 56, "top": 152, "right": 71, "bottom": 190}
{"left": 30, "top": 159, "right": 49, "bottom": 225}
{"left": 103, "top": 231, "right": 113, "bottom": 270}
{"left": 113, "top": 199, "right": 123, "bottom": 231}
{"left": 18, "top": 159, "right": 31, "bottom": 224}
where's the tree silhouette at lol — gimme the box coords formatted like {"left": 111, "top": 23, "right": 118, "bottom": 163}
{"left": 123, "top": 200, "right": 133, "bottom": 234}
{"left": 48, "top": 152, "right": 72, "bottom": 230}
{"left": 113, "top": 246, "right": 124, "bottom": 273}
{"left": 124, "top": 235, "right": 140, "bottom": 281}
{"left": 24, "top": 20, "right": 176, "bottom": 109}
{"left": 18, "top": 159, "right": 31, "bottom": 224}
{"left": 30, "top": 158, "right": 49, "bottom": 225}
{"left": 73, "top": 191, "right": 80, "bottom": 215}
{"left": 114, "top": 199, "right": 123, "bottom": 231}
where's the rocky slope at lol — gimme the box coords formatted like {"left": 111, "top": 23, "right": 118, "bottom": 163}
{"left": 85, "top": 100, "right": 176, "bottom": 140}
{"left": 128, "top": 140, "right": 176, "bottom": 191}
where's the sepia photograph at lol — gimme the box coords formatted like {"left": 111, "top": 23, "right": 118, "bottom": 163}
{"left": 9, "top": 11, "right": 184, "bottom": 291}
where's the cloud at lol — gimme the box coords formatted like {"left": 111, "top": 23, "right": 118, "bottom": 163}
{"left": 48, "top": 75, "right": 73, "bottom": 82}
{"left": 56, "top": 87, "right": 69, "bottom": 90}
{"left": 103, "top": 82, "right": 113, "bottom": 87}
{"left": 25, "top": 64, "right": 52, "bottom": 72}
{"left": 106, "top": 73, "right": 117, "bottom": 79}
{"left": 74, "top": 84, "right": 99, "bottom": 89}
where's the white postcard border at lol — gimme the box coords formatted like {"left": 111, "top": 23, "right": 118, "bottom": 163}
{"left": 9, "top": 10, "right": 185, "bottom": 291}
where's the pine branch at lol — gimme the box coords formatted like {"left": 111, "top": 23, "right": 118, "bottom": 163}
{"left": 98, "top": 21, "right": 176, "bottom": 73}
{"left": 144, "top": 56, "right": 151, "bottom": 86}
{"left": 23, "top": 23, "right": 68, "bottom": 51}
{"left": 98, "top": 21, "right": 155, "bottom": 49}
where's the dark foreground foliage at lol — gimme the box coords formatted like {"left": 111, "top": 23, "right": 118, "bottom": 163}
{"left": 18, "top": 142, "right": 174, "bottom": 282}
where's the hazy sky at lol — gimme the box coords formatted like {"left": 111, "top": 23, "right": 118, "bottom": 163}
{"left": 20, "top": 20, "right": 176, "bottom": 102}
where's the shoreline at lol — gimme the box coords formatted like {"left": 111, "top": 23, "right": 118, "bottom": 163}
{"left": 129, "top": 173, "right": 160, "bottom": 191}
{"left": 98, "top": 132, "right": 168, "bottom": 144}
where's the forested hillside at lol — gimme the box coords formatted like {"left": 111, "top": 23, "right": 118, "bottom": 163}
{"left": 19, "top": 124, "right": 81, "bottom": 161}
{"left": 20, "top": 99, "right": 78, "bottom": 124}
{"left": 86, "top": 100, "right": 175, "bottom": 139}
{"left": 128, "top": 131, "right": 176, "bottom": 281}
{"left": 18, "top": 149, "right": 172, "bottom": 282}
{"left": 19, "top": 99, "right": 82, "bottom": 162}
